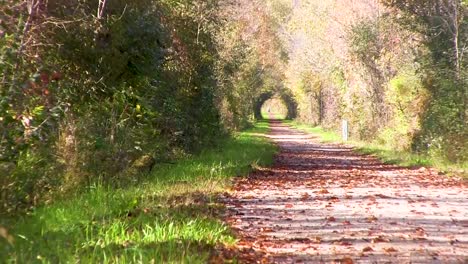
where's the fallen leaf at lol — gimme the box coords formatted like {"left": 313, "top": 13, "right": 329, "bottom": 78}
{"left": 384, "top": 247, "right": 398, "bottom": 253}
{"left": 304, "top": 245, "right": 318, "bottom": 251}
{"left": 301, "top": 193, "right": 311, "bottom": 201}
{"left": 367, "top": 215, "right": 378, "bottom": 222}
{"left": 415, "top": 227, "right": 426, "bottom": 236}
{"left": 341, "top": 257, "right": 354, "bottom": 264}
{"left": 375, "top": 194, "right": 390, "bottom": 198}
{"left": 317, "top": 188, "right": 330, "bottom": 194}
{"left": 362, "top": 246, "right": 374, "bottom": 252}
{"left": 372, "top": 236, "right": 389, "bottom": 243}
{"left": 0, "top": 226, "right": 14, "bottom": 244}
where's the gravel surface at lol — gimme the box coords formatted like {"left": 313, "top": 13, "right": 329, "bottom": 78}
{"left": 223, "top": 120, "right": 468, "bottom": 263}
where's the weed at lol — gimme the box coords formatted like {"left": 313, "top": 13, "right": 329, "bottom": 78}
{"left": 0, "top": 121, "right": 277, "bottom": 263}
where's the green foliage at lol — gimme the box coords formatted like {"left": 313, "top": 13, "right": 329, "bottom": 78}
{"left": 0, "top": 0, "right": 231, "bottom": 212}
{"left": 0, "top": 122, "right": 276, "bottom": 263}
{"left": 381, "top": 0, "right": 468, "bottom": 163}
{"left": 415, "top": 75, "right": 467, "bottom": 162}
{"left": 349, "top": 21, "right": 381, "bottom": 62}
{"left": 379, "top": 70, "right": 428, "bottom": 150}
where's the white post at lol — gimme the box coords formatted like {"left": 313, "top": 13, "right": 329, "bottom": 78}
{"left": 342, "top": 120, "right": 348, "bottom": 141}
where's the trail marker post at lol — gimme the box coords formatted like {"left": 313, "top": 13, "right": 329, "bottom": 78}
{"left": 342, "top": 120, "right": 348, "bottom": 141}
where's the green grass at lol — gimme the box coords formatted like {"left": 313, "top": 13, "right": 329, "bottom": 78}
{"left": 282, "top": 120, "right": 341, "bottom": 142}
{"left": 352, "top": 142, "right": 467, "bottom": 176}
{"left": 260, "top": 110, "right": 286, "bottom": 120}
{"left": 0, "top": 120, "right": 277, "bottom": 263}
{"left": 282, "top": 120, "right": 467, "bottom": 177}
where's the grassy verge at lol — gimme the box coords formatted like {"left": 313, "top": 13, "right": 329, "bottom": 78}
{"left": 260, "top": 110, "right": 286, "bottom": 120}
{"left": 0, "top": 121, "right": 276, "bottom": 263}
{"left": 282, "top": 120, "right": 341, "bottom": 142}
{"left": 283, "top": 120, "right": 467, "bottom": 177}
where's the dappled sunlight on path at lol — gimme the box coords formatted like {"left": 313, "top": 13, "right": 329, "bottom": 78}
{"left": 222, "top": 120, "right": 468, "bottom": 263}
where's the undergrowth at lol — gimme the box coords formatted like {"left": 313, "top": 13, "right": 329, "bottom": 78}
{"left": 0, "top": 121, "right": 276, "bottom": 263}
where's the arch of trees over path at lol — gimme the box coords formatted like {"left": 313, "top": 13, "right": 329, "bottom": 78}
{"left": 0, "top": 0, "right": 467, "bottom": 211}
{"left": 254, "top": 91, "right": 297, "bottom": 120}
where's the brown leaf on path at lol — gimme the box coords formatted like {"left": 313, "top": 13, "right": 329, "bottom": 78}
{"left": 301, "top": 192, "right": 311, "bottom": 200}
{"left": 367, "top": 215, "right": 378, "bottom": 222}
{"left": 327, "top": 216, "right": 336, "bottom": 222}
{"left": 285, "top": 203, "right": 294, "bottom": 208}
{"left": 362, "top": 246, "right": 374, "bottom": 252}
{"left": 415, "top": 227, "right": 426, "bottom": 236}
{"left": 317, "top": 188, "right": 330, "bottom": 194}
{"left": 372, "top": 235, "right": 390, "bottom": 243}
{"left": 334, "top": 238, "right": 353, "bottom": 246}
{"left": 341, "top": 257, "right": 354, "bottom": 264}
{"left": 260, "top": 227, "right": 273, "bottom": 232}
{"left": 375, "top": 194, "right": 390, "bottom": 198}
{"left": 384, "top": 247, "right": 398, "bottom": 253}
{"left": 303, "top": 245, "right": 318, "bottom": 251}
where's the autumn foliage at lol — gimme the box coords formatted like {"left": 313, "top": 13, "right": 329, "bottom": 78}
{"left": 1, "top": 0, "right": 467, "bottom": 212}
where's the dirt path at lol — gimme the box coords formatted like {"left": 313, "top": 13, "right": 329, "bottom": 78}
{"left": 223, "top": 120, "right": 468, "bottom": 263}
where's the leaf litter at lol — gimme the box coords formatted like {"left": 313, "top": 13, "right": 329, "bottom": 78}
{"left": 218, "top": 120, "right": 468, "bottom": 263}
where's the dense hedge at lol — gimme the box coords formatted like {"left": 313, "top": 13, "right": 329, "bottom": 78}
{"left": 0, "top": 0, "right": 230, "bottom": 212}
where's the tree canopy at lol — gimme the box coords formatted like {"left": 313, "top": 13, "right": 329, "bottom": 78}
{"left": 1, "top": 0, "right": 466, "bottom": 212}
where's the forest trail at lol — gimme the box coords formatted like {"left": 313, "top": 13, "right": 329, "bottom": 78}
{"left": 223, "top": 120, "right": 468, "bottom": 263}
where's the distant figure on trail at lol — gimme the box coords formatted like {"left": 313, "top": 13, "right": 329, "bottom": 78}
{"left": 267, "top": 107, "right": 270, "bottom": 113}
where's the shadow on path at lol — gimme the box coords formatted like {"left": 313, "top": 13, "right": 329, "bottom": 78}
{"left": 222, "top": 119, "right": 468, "bottom": 263}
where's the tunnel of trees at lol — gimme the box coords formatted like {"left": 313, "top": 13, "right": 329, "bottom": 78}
{"left": 0, "top": 0, "right": 466, "bottom": 212}
{"left": 254, "top": 91, "right": 297, "bottom": 120}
